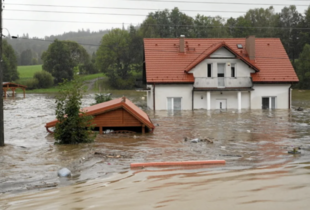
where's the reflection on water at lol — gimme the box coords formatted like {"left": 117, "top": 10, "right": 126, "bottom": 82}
{"left": 0, "top": 92, "right": 310, "bottom": 209}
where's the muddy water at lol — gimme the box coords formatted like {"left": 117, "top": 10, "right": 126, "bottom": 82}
{"left": 1, "top": 91, "right": 310, "bottom": 209}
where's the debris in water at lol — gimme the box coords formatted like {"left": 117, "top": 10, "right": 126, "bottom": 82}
{"left": 288, "top": 147, "right": 301, "bottom": 154}
{"left": 190, "top": 138, "right": 200, "bottom": 143}
{"left": 26, "top": 182, "right": 58, "bottom": 190}
{"left": 94, "top": 152, "right": 132, "bottom": 159}
{"left": 57, "top": 168, "right": 71, "bottom": 177}
{"left": 296, "top": 107, "right": 304, "bottom": 111}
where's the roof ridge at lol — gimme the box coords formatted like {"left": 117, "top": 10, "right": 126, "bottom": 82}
{"left": 184, "top": 41, "right": 222, "bottom": 71}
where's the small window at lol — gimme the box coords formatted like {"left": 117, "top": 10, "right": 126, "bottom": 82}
{"left": 167, "top": 97, "right": 181, "bottom": 110}
{"left": 237, "top": 44, "right": 243, "bottom": 49}
{"left": 207, "top": 64, "right": 212, "bottom": 77}
{"left": 231, "top": 64, "right": 235, "bottom": 77}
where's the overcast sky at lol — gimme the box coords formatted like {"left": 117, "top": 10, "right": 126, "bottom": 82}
{"left": 3, "top": 0, "right": 310, "bottom": 38}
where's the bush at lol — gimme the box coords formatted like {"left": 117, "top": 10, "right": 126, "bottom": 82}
{"left": 92, "top": 93, "right": 112, "bottom": 105}
{"left": 33, "top": 70, "right": 54, "bottom": 88}
{"left": 20, "top": 78, "right": 39, "bottom": 90}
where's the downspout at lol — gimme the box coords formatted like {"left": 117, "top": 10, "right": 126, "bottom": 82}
{"left": 192, "top": 87, "right": 194, "bottom": 110}
{"left": 153, "top": 83, "right": 156, "bottom": 111}
{"left": 288, "top": 84, "right": 292, "bottom": 109}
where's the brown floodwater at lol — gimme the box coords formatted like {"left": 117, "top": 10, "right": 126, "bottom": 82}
{"left": 0, "top": 91, "right": 310, "bottom": 209}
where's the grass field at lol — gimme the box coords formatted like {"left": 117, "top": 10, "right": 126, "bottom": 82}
{"left": 16, "top": 65, "right": 109, "bottom": 93}
{"left": 17, "top": 65, "right": 43, "bottom": 83}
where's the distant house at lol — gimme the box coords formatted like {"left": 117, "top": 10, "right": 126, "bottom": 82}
{"left": 45, "top": 97, "right": 155, "bottom": 134}
{"left": 143, "top": 36, "right": 299, "bottom": 110}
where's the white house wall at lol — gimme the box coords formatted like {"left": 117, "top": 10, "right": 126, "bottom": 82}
{"left": 194, "top": 91, "right": 250, "bottom": 109}
{"left": 154, "top": 84, "right": 193, "bottom": 110}
{"left": 251, "top": 84, "right": 290, "bottom": 109}
{"left": 210, "top": 47, "right": 235, "bottom": 58}
{"left": 190, "top": 58, "right": 256, "bottom": 79}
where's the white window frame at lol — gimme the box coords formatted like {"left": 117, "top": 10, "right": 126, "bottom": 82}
{"left": 262, "top": 96, "right": 276, "bottom": 109}
{"left": 231, "top": 63, "right": 236, "bottom": 78}
{"left": 167, "top": 97, "right": 182, "bottom": 110}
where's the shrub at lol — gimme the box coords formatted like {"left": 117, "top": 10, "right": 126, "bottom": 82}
{"left": 33, "top": 70, "right": 54, "bottom": 88}
{"left": 92, "top": 93, "right": 112, "bottom": 105}
{"left": 22, "top": 78, "right": 39, "bottom": 90}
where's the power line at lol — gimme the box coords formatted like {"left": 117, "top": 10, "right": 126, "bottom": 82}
{"left": 6, "top": 9, "right": 150, "bottom": 17}
{"left": 126, "top": 0, "right": 310, "bottom": 7}
{"left": 4, "top": 3, "right": 246, "bottom": 13}
{"left": 4, "top": 18, "right": 310, "bottom": 30}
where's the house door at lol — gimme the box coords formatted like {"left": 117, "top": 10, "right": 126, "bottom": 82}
{"left": 216, "top": 99, "right": 227, "bottom": 109}
{"left": 217, "top": 63, "right": 225, "bottom": 87}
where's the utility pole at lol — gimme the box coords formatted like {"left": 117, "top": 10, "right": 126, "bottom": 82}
{"left": 0, "top": 0, "right": 4, "bottom": 147}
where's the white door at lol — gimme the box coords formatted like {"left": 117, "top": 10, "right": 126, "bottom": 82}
{"left": 216, "top": 99, "right": 227, "bottom": 109}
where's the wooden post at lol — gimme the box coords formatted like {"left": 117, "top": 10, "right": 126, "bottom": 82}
{"left": 11, "top": 88, "right": 16, "bottom": 98}
{"left": 3, "top": 88, "right": 6, "bottom": 99}
{"left": 142, "top": 124, "right": 145, "bottom": 134}
{"left": 99, "top": 127, "right": 103, "bottom": 134}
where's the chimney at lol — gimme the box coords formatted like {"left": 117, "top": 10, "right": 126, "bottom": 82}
{"left": 246, "top": 35, "right": 255, "bottom": 60}
{"left": 179, "top": 35, "right": 185, "bottom": 53}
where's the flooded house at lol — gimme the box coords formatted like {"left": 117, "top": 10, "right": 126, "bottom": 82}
{"left": 143, "top": 36, "right": 299, "bottom": 110}
{"left": 45, "top": 97, "right": 155, "bottom": 134}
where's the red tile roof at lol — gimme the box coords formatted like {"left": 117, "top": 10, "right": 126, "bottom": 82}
{"left": 45, "top": 97, "right": 155, "bottom": 130}
{"left": 144, "top": 38, "right": 298, "bottom": 83}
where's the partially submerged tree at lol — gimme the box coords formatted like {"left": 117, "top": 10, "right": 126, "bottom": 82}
{"left": 54, "top": 70, "right": 94, "bottom": 144}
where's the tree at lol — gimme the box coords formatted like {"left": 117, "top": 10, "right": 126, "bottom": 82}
{"left": 2, "top": 40, "right": 19, "bottom": 82}
{"left": 20, "top": 49, "right": 33, "bottom": 65}
{"left": 96, "top": 29, "right": 136, "bottom": 89}
{"left": 54, "top": 70, "right": 94, "bottom": 144}
{"left": 41, "top": 39, "right": 75, "bottom": 84}
{"left": 277, "top": 6, "right": 303, "bottom": 64}
{"left": 295, "top": 44, "right": 310, "bottom": 89}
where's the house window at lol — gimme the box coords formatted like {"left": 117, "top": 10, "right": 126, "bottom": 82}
{"left": 262, "top": 97, "right": 276, "bottom": 109}
{"left": 231, "top": 64, "right": 236, "bottom": 77}
{"left": 167, "top": 97, "right": 181, "bottom": 110}
{"left": 207, "top": 64, "right": 212, "bottom": 77}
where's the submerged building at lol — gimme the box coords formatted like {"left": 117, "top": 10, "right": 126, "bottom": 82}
{"left": 143, "top": 36, "right": 298, "bottom": 110}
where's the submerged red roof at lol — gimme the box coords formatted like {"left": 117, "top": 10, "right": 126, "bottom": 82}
{"left": 45, "top": 97, "right": 154, "bottom": 130}
{"left": 144, "top": 38, "right": 298, "bottom": 83}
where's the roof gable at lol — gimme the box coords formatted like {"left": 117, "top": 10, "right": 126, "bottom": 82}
{"left": 210, "top": 47, "right": 235, "bottom": 58}
{"left": 184, "top": 41, "right": 260, "bottom": 73}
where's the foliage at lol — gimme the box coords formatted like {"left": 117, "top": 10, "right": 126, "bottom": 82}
{"left": 20, "top": 49, "right": 33, "bottom": 65}
{"left": 96, "top": 28, "right": 137, "bottom": 89}
{"left": 19, "top": 78, "right": 39, "bottom": 90}
{"left": 295, "top": 44, "right": 310, "bottom": 89}
{"left": 2, "top": 40, "right": 19, "bottom": 82}
{"left": 92, "top": 93, "right": 112, "bottom": 105}
{"left": 33, "top": 70, "right": 54, "bottom": 88}
{"left": 54, "top": 70, "right": 94, "bottom": 144}
{"left": 42, "top": 39, "right": 75, "bottom": 84}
